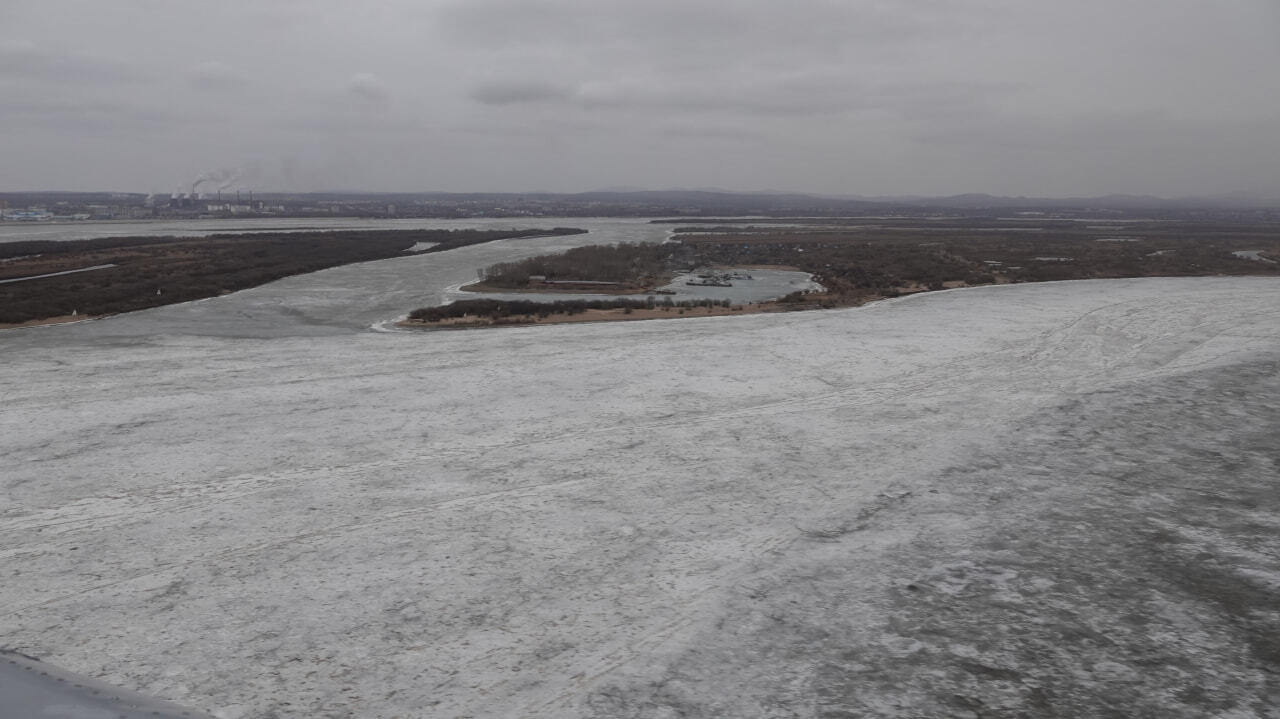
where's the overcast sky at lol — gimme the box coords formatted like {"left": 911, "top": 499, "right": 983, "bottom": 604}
{"left": 3, "top": 0, "right": 1278, "bottom": 197}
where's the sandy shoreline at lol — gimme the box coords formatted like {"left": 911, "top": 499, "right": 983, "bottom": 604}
{"left": 396, "top": 286, "right": 939, "bottom": 331}
{"left": 396, "top": 302, "right": 779, "bottom": 329}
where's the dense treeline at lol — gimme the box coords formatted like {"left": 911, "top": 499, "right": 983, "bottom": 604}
{"left": 0, "top": 227, "right": 584, "bottom": 324}
{"left": 409, "top": 296, "right": 731, "bottom": 322}
{"left": 478, "top": 243, "right": 688, "bottom": 288}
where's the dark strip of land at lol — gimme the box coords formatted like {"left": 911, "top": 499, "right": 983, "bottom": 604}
{"left": 0, "top": 227, "right": 585, "bottom": 326}
{"left": 404, "top": 217, "right": 1280, "bottom": 329}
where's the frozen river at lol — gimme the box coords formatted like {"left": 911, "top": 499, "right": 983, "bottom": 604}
{"left": 2, "top": 218, "right": 817, "bottom": 335}
{"left": 2, "top": 217, "right": 819, "bottom": 315}
{"left": 2, "top": 217, "right": 1279, "bottom": 718}
{"left": 4, "top": 218, "right": 670, "bottom": 340}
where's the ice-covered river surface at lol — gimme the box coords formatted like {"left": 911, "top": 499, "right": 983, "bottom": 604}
{"left": 2, "top": 217, "right": 1279, "bottom": 718}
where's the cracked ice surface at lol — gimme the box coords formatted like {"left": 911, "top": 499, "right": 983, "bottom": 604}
{"left": 2, "top": 222, "right": 1279, "bottom": 717}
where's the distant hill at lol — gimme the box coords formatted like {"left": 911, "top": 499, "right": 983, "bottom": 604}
{"left": 3, "top": 189, "right": 1276, "bottom": 218}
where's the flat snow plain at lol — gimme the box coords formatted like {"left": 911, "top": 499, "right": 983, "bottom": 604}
{"left": 2, "top": 219, "right": 1279, "bottom": 717}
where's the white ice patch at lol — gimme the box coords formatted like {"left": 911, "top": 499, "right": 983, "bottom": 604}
{"left": 2, "top": 264, "right": 1280, "bottom": 718}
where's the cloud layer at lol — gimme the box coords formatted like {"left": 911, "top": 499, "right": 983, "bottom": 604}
{"left": 2, "top": 0, "right": 1278, "bottom": 196}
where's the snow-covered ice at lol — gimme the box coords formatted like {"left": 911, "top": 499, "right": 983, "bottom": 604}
{"left": 2, "top": 219, "right": 1278, "bottom": 717}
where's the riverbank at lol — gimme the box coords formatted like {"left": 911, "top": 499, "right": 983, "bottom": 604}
{"left": 398, "top": 302, "right": 761, "bottom": 329}
{"left": 459, "top": 279, "right": 665, "bottom": 295}
{"left": 394, "top": 291, "right": 880, "bottom": 330}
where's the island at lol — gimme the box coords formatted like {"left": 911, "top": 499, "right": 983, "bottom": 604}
{"left": 400, "top": 216, "right": 1280, "bottom": 330}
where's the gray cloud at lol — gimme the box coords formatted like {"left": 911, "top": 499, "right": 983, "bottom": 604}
{"left": 1, "top": 0, "right": 1278, "bottom": 196}
{"left": 0, "top": 97, "right": 181, "bottom": 134}
{"left": 189, "top": 61, "right": 244, "bottom": 91}
{"left": 0, "top": 45, "right": 152, "bottom": 85}
{"left": 468, "top": 73, "right": 1026, "bottom": 121}
{"left": 470, "top": 80, "right": 573, "bottom": 106}
{"left": 347, "top": 73, "right": 391, "bottom": 103}
{"left": 437, "top": 0, "right": 934, "bottom": 58}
